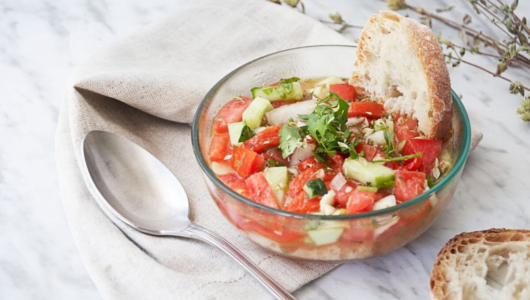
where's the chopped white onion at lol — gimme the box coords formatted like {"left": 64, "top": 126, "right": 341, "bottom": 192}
{"left": 211, "top": 162, "right": 234, "bottom": 175}
{"left": 289, "top": 143, "right": 316, "bottom": 166}
{"left": 320, "top": 190, "right": 336, "bottom": 207}
{"left": 265, "top": 100, "right": 316, "bottom": 126}
{"left": 346, "top": 117, "right": 364, "bottom": 126}
{"left": 253, "top": 126, "right": 266, "bottom": 134}
{"left": 373, "top": 195, "right": 397, "bottom": 211}
{"left": 330, "top": 173, "right": 347, "bottom": 191}
{"left": 366, "top": 130, "right": 386, "bottom": 145}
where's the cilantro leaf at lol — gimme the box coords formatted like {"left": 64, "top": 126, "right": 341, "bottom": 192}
{"left": 279, "top": 124, "right": 302, "bottom": 158}
{"left": 238, "top": 124, "right": 255, "bottom": 143}
{"left": 279, "top": 77, "right": 300, "bottom": 84}
{"left": 267, "top": 159, "right": 284, "bottom": 167}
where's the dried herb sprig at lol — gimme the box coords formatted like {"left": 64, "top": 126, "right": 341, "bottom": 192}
{"left": 385, "top": 0, "right": 530, "bottom": 121}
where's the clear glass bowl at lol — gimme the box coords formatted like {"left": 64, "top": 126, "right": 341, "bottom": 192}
{"left": 192, "top": 45, "right": 471, "bottom": 262}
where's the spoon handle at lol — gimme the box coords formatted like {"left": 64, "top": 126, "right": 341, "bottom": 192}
{"left": 181, "top": 224, "right": 297, "bottom": 300}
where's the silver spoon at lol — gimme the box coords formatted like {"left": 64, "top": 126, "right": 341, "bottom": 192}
{"left": 80, "top": 130, "right": 296, "bottom": 300}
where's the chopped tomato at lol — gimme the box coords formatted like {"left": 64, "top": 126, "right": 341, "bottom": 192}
{"left": 355, "top": 143, "right": 378, "bottom": 161}
{"left": 400, "top": 156, "right": 423, "bottom": 171}
{"left": 241, "top": 126, "right": 282, "bottom": 153}
{"left": 208, "top": 135, "right": 232, "bottom": 162}
{"left": 335, "top": 183, "right": 356, "bottom": 207}
{"left": 402, "top": 139, "right": 442, "bottom": 173}
{"left": 230, "top": 147, "right": 264, "bottom": 178}
{"left": 340, "top": 220, "right": 374, "bottom": 243}
{"left": 237, "top": 221, "right": 305, "bottom": 243}
{"left": 347, "top": 189, "right": 382, "bottom": 214}
{"left": 329, "top": 84, "right": 356, "bottom": 101}
{"left": 245, "top": 172, "right": 279, "bottom": 209}
{"left": 262, "top": 148, "right": 289, "bottom": 166}
{"left": 284, "top": 164, "right": 325, "bottom": 213}
{"left": 348, "top": 102, "right": 385, "bottom": 118}
{"left": 298, "top": 157, "right": 317, "bottom": 172}
{"left": 213, "top": 96, "right": 252, "bottom": 134}
{"left": 284, "top": 193, "right": 321, "bottom": 213}
{"left": 328, "top": 153, "right": 345, "bottom": 173}
{"left": 394, "top": 116, "right": 419, "bottom": 142}
{"left": 394, "top": 170, "right": 426, "bottom": 203}
{"left": 218, "top": 174, "right": 251, "bottom": 199}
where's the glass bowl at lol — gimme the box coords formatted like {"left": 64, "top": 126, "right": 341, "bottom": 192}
{"left": 192, "top": 45, "right": 471, "bottom": 262}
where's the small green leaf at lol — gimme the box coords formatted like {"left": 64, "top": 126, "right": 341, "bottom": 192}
{"left": 238, "top": 124, "right": 255, "bottom": 143}
{"left": 267, "top": 0, "right": 281, "bottom": 4}
{"left": 436, "top": 6, "right": 454, "bottom": 13}
{"left": 385, "top": 0, "right": 407, "bottom": 11}
{"left": 511, "top": 0, "right": 518, "bottom": 11}
{"left": 283, "top": 0, "right": 299, "bottom": 7}
{"left": 463, "top": 14, "right": 472, "bottom": 25}
{"left": 458, "top": 29, "right": 469, "bottom": 45}
{"left": 279, "top": 124, "right": 302, "bottom": 158}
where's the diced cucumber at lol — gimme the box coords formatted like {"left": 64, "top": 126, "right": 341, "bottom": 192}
{"left": 228, "top": 122, "right": 245, "bottom": 146}
{"left": 251, "top": 82, "right": 303, "bottom": 101}
{"left": 242, "top": 97, "right": 273, "bottom": 129}
{"left": 307, "top": 228, "right": 344, "bottom": 246}
{"left": 343, "top": 157, "right": 395, "bottom": 187}
{"left": 263, "top": 167, "right": 288, "bottom": 206}
{"left": 304, "top": 178, "right": 327, "bottom": 198}
{"left": 357, "top": 186, "right": 378, "bottom": 193}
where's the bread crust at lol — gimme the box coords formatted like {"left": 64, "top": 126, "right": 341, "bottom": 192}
{"left": 352, "top": 12, "right": 453, "bottom": 140}
{"left": 430, "top": 228, "right": 530, "bottom": 300}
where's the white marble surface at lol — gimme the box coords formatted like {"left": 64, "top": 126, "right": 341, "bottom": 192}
{"left": 1, "top": 0, "right": 529, "bottom": 299}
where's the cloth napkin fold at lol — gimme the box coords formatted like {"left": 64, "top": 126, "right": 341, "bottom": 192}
{"left": 55, "top": 1, "right": 483, "bottom": 299}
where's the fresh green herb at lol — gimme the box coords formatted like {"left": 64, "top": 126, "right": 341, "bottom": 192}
{"left": 279, "top": 77, "right": 300, "bottom": 84}
{"left": 427, "top": 174, "right": 439, "bottom": 188}
{"left": 372, "top": 152, "right": 422, "bottom": 163}
{"left": 299, "top": 92, "right": 359, "bottom": 159}
{"left": 383, "top": 130, "right": 395, "bottom": 158}
{"left": 313, "top": 151, "right": 327, "bottom": 163}
{"left": 238, "top": 124, "right": 255, "bottom": 143}
{"left": 304, "top": 178, "right": 328, "bottom": 198}
{"left": 267, "top": 159, "right": 284, "bottom": 167}
{"left": 278, "top": 124, "right": 302, "bottom": 158}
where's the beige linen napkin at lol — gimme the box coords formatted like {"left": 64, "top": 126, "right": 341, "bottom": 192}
{"left": 56, "top": 1, "right": 352, "bottom": 299}
{"left": 56, "top": 1, "right": 483, "bottom": 299}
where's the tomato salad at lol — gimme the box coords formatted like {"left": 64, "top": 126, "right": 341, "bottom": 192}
{"left": 208, "top": 76, "right": 452, "bottom": 217}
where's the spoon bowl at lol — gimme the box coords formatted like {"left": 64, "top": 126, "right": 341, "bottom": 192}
{"left": 80, "top": 130, "right": 295, "bottom": 300}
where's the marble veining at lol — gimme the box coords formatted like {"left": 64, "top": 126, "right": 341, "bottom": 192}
{"left": 1, "top": 0, "right": 529, "bottom": 299}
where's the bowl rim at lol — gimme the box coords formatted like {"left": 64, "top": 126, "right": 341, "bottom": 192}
{"left": 192, "top": 45, "right": 471, "bottom": 220}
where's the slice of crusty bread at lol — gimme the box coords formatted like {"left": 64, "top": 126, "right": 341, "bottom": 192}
{"left": 430, "top": 229, "right": 530, "bottom": 300}
{"left": 350, "top": 11, "right": 452, "bottom": 140}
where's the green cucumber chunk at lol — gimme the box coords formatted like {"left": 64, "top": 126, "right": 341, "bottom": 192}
{"left": 251, "top": 82, "right": 303, "bottom": 101}
{"left": 307, "top": 228, "right": 344, "bottom": 246}
{"left": 303, "top": 178, "right": 327, "bottom": 198}
{"left": 228, "top": 122, "right": 245, "bottom": 146}
{"left": 343, "top": 157, "right": 395, "bottom": 187}
{"left": 242, "top": 97, "right": 273, "bottom": 129}
{"left": 263, "top": 167, "right": 288, "bottom": 205}
{"left": 357, "top": 186, "right": 378, "bottom": 193}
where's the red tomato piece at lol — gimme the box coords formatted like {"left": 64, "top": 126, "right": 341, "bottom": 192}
{"left": 402, "top": 139, "right": 442, "bottom": 173}
{"left": 241, "top": 126, "right": 282, "bottom": 153}
{"left": 213, "top": 96, "right": 253, "bottom": 134}
{"left": 329, "top": 84, "right": 356, "bottom": 101}
{"left": 262, "top": 148, "right": 290, "bottom": 166}
{"left": 348, "top": 102, "right": 385, "bottom": 118}
{"left": 284, "top": 193, "right": 321, "bottom": 213}
{"left": 334, "top": 183, "right": 357, "bottom": 208}
{"left": 394, "top": 116, "right": 419, "bottom": 142}
{"left": 208, "top": 135, "right": 232, "bottom": 162}
{"left": 400, "top": 156, "right": 423, "bottom": 171}
{"left": 394, "top": 170, "right": 427, "bottom": 203}
{"left": 218, "top": 174, "right": 251, "bottom": 199}
{"left": 284, "top": 164, "right": 325, "bottom": 212}
{"left": 328, "top": 153, "right": 345, "bottom": 173}
{"left": 355, "top": 143, "right": 378, "bottom": 161}
{"left": 298, "top": 157, "right": 317, "bottom": 172}
{"left": 245, "top": 172, "right": 279, "bottom": 209}
{"left": 230, "top": 147, "right": 264, "bottom": 178}
{"left": 346, "top": 189, "right": 382, "bottom": 214}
